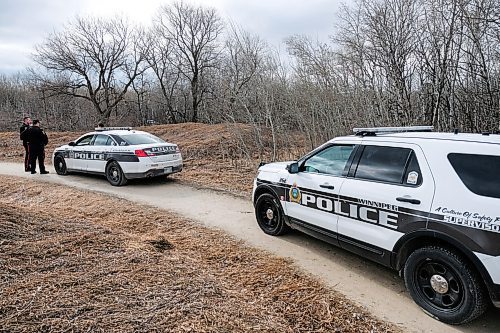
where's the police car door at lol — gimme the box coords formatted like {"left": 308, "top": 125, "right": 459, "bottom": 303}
{"left": 285, "top": 144, "right": 357, "bottom": 241}
{"left": 86, "top": 134, "right": 110, "bottom": 173}
{"left": 337, "top": 143, "right": 435, "bottom": 264}
{"left": 69, "top": 134, "right": 95, "bottom": 171}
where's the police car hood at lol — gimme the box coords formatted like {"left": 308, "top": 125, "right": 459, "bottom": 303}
{"left": 54, "top": 144, "right": 71, "bottom": 151}
{"left": 259, "top": 161, "right": 292, "bottom": 173}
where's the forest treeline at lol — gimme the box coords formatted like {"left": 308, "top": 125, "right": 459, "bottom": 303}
{"left": 0, "top": 0, "right": 499, "bottom": 152}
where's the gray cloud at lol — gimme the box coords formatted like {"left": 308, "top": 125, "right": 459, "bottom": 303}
{"left": 0, "top": 0, "right": 347, "bottom": 75}
{"left": 0, "top": 0, "right": 84, "bottom": 73}
{"left": 220, "top": 0, "right": 342, "bottom": 45}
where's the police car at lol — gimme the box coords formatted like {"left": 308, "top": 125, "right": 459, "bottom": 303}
{"left": 53, "top": 127, "right": 182, "bottom": 186}
{"left": 253, "top": 126, "right": 500, "bottom": 324}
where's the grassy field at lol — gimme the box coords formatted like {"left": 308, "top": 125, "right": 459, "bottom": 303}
{"left": 0, "top": 176, "right": 400, "bottom": 332}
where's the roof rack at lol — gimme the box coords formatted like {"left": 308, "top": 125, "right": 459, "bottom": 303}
{"left": 95, "top": 127, "right": 133, "bottom": 131}
{"left": 353, "top": 126, "right": 434, "bottom": 136}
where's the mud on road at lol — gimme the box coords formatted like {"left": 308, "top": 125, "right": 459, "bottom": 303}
{"left": 0, "top": 163, "right": 499, "bottom": 332}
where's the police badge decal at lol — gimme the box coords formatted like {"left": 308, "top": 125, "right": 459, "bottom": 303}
{"left": 289, "top": 183, "right": 301, "bottom": 203}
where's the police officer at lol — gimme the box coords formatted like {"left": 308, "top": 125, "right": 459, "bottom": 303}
{"left": 20, "top": 116, "right": 32, "bottom": 172}
{"left": 21, "top": 119, "right": 49, "bottom": 174}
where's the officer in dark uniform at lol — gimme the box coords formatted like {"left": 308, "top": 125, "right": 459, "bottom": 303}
{"left": 20, "top": 116, "right": 32, "bottom": 172}
{"left": 21, "top": 119, "right": 49, "bottom": 174}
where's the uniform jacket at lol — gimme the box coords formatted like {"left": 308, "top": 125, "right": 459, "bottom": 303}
{"left": 21, "top": 126, "right": 48, "bottom": 147}
{"left": 20, "top": 123, "right": 30, "bottom": 143}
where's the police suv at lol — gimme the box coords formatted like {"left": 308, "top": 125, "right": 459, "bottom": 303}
{"left": 253, "top": 126, "right": 500, "bottom": 324}
{"left": 53, "top": 127, "right": 182, "bottom": 186}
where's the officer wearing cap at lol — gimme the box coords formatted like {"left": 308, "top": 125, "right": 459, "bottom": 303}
{"left": 21, "top": 119, "right": 49, "bottom": 174}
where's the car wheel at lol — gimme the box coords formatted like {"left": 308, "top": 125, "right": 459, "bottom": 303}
{"left": 255, "top": 193, "right": 289, "bottom": 236}
{"left": 404, "top": 245, "right": 488, "bottom": 324}
{"left": 54, "top": 155, "right": 68, "bottom": 175}
{"left": 105, "top": 161, "right": 128, "bottom": 186}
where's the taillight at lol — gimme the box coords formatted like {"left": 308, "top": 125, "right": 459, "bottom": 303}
{"left": 135, "top": 149, "right": 148, "bottom": 157}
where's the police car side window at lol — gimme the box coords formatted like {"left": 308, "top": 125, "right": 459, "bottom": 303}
{"left": 75, "top": 135, "right": 94, "bottom": 146}
{"left": 110, "top": 135, "right": 128, "bottom": 146}
{"left": 303, "top": 145, "right": 355, "bottom": 176}
{"left": 105, "top": 137, "right": 116, "bottom": 146}
{"left": 448, "top": 153, "right": 500, "bottom": 199}
{"left": 355, "top": 146, "right": 411, "bottom": 184}
{"left": 93, "top": 135, "right": 109, "bottom": 146}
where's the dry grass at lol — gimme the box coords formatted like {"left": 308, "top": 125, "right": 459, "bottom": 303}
{"left": 0, "top": 176, "right": 400, "bottom": 333}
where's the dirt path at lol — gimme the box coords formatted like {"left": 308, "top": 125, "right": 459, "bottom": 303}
{"left": 1, "top": 162, "right": 499, "bottom": 333}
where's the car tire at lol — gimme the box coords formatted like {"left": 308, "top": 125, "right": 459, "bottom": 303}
{"left": 54, "top": 155, "right": 68, "bottom": 175}
{"left": 255, "top": 193, "right": 289, "bottom": 236}
{"left": 105, "top": 161, "right": 128, "bottom": 186}
{"left": 404, "top": 245, "right": 488, "bottom": 324}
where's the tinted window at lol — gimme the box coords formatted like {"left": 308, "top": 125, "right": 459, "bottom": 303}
{"left": 110, "top": 135, "right": 128, "bottom": 146}
{"left": 106, "top": 137, "right": 116, "bottom": 146}
{"left": 118, "top": 133, "right": 165, "bottom": 145}
{"left": 75, "top": 135, "right": 94, "bottom": 146}
{"left": 355, "top": 146, "right": 411, "bottom": 184}
{"left": 448, "top": 153, "right": 500, "bottom": 199}
{"left": 93, "top": 134, "right": 109, "bottom": 146}
{"left": 303, "top": 145, "right": 355, "bottom": 176}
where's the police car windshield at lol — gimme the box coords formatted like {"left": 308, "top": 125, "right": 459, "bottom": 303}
{"left": 115, "top": 133, "right": 165, "bottom": 145}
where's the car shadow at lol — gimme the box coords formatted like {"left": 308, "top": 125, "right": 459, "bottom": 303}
{"left": 61, "top": 173, "right": 177, "bottom": 187}
{"left": 278, "top": 230, "right": 500, "bottom": 332}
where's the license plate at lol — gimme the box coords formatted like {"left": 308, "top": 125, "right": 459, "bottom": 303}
{"left": 164, "top": 166, "right": 173, "bottom": 174}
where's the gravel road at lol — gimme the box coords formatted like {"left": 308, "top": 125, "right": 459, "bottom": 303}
{"left": 1, "top": 162, "right": 499, "bottom": 333}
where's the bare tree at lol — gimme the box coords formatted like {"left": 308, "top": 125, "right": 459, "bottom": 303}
{"left": 156, "top": 1, "right": 223, "bottom": 122}
{"left": 286, "top": 35, "right": 338, "bottom": 89}
{"left": 146, "top": 20, "right": 184, "bottom": 123}
{"left": 31, "top": 16, "right": 148, "bottom": 124}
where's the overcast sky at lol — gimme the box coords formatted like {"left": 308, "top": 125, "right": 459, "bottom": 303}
{"left": 0, "top": 0, "right": 346, "bottom": 75}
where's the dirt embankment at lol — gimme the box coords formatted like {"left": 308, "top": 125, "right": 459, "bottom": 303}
{"left": 0, "top": 123, "right": 304, "bottom": 197}
{"left": 0, "top": 176, "right": 400, "bottom": 333}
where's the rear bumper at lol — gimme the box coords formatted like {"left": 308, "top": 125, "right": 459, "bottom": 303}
{"left": 125, "top": 164, "right": 182, "bottom": 179}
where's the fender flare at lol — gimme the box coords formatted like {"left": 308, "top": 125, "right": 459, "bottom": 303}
{"left": 393, "top": 230, "right": 494, "bottom": 288}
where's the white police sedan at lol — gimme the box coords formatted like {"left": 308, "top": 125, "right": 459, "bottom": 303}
{"left": 53, "top": 127, "right": 183, "bottom": 186}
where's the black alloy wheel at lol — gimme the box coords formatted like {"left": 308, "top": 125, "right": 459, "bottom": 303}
{"left": 255, "top": 193, "right": 289, "bottom": 236}
{"left": 105, "top": 161, "right": 127, "bottom": 186}
{"left": 404, "top": 246, "right": 488, "bottom": 324}
{"left": 54, "top": 155, "right": 68, "bottom": 175}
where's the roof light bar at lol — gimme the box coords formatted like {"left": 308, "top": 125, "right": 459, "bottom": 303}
{"left": 353, "top": 126, "right": 434, "bottom": 136}
{"left": 95, "top": 127, "right": 133, "bottom": 131}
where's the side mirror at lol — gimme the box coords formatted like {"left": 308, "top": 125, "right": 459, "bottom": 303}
{"left": 286, "top": 162, "right": 299, "bottom": 174}
{"left": 68, "top": 141, "right": 75, "bottom": 146}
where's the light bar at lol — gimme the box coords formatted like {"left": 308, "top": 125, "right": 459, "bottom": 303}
{"left": 353, "top": 126, "right": 434, "bottom": 134}
{"left": 95, "top": 127, "right": 133, "bottom": 131}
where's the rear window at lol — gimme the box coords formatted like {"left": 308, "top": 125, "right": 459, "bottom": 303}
{"left": 448, "top": 153, "right": 500, "bottom": 199}
{"left": 111, "top": 133, "right": 165, "bottom": 146}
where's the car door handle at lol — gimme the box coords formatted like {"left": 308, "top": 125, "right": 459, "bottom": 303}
{"left": 396, "top": 196, "right": 421, "bottom": 205}
{"left": 319, "top": 184, "right": 335, "bottom": 190}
